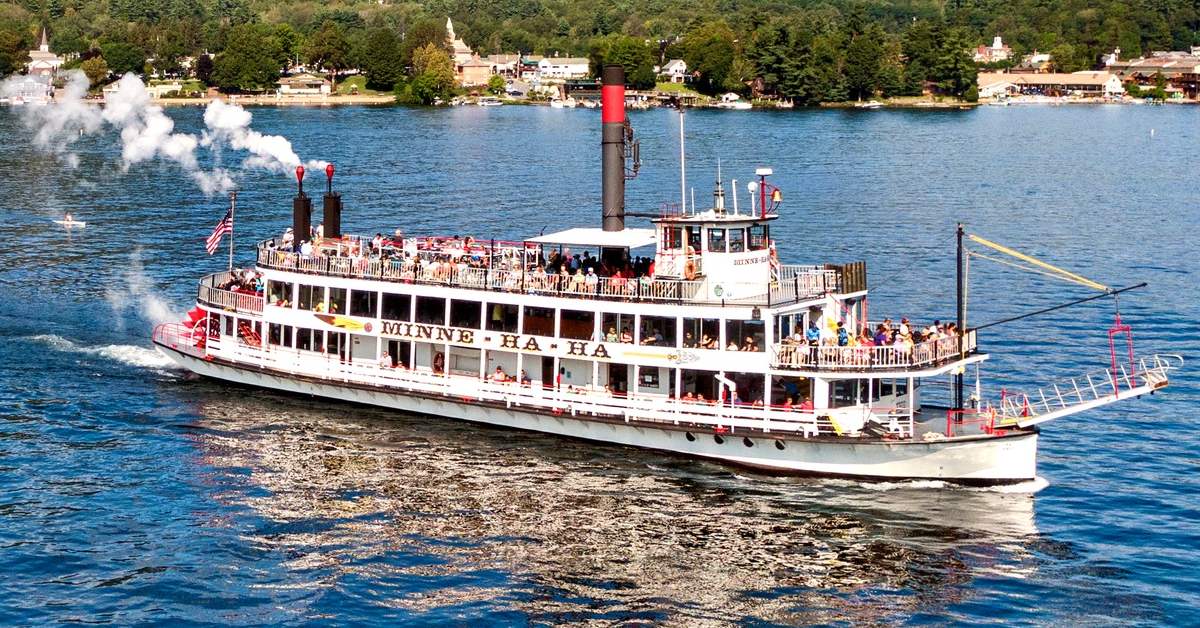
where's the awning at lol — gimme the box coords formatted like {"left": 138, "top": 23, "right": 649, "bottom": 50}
{"left": 526, "top": 227, "right": 657, "bottom": 249}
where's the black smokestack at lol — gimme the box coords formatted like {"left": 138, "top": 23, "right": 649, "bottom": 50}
{"left": 323, "top": 163, "right": 341, "bottom": 239}
{"left": 293, "top": 165, "right": 312, "bottom": 245}
{"left": 601, "top": 64, "right": 626, "bottom": 232}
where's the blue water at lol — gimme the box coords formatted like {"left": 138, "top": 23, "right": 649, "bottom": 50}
{"left": 0, "top": 102, "right": 1197, "bottom": 625}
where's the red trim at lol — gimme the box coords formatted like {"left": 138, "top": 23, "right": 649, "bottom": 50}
{"left": 601, "top": 85, "right": 625, "bottom": 123}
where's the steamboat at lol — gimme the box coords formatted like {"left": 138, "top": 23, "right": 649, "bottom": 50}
{"left": 153, "top": 66, "right": 1179, "bottom": 485}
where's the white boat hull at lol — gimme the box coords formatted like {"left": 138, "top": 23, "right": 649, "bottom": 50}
{"left": 157, "top": 346, "right": 1038, "bottom": 485}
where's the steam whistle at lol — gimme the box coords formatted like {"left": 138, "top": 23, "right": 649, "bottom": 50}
{"left": 624, "top": 120, "right": 641, "bottom": 180}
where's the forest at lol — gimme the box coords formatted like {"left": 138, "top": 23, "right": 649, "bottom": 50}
{"left": 2, "top": 0, "right": 1198, "bottom": 104}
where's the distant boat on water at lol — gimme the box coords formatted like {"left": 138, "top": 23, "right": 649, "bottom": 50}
{"left": 478, "top": 96, "right": 503, "bottom": 107}
{"left": 715, "top": 93, "right": 752, "bottom": 110}
{"left": 856, "top": 100, "right": 884, "bottom": 109}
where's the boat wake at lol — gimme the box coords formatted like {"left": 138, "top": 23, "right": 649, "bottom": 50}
{"left": 826, "top": 476, "right": 1050, "bottom": 493}
{"left": 25, "top": 334, "right": 178, "bottom": 370}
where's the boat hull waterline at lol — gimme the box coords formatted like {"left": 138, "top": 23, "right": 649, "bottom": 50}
{"left": 156, "top": 344, "right": 1039, "bottom": 485}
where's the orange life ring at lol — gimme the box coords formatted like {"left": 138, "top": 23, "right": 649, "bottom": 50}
{"left": 684, "top": 259, "right": 697, "bottom": 281}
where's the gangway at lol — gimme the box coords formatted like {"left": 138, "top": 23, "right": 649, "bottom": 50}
{"left": 996, "top": 354, "right": 1181, "bottom": 428}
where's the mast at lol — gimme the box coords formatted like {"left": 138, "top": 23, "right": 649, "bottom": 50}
{"left": 955, "top": 222, "right": 965, "bottom": 410}
{"left": 228, "top": 191, "right": 236, "bottom": 271}
{"left": 678, "top": 108, "right": 686, "bottom": 212}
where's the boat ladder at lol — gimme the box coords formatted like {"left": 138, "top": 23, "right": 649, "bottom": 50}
{"left": 996, "top": 354, "right": 1182, "bottom": 428}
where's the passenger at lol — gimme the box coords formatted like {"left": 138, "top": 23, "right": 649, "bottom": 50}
{"left": 605, "top": 327, "right": 619, "bottom": 342}
{"left": 836, "top": 322, "right": 849, "bottom": 346}
{"left": 701, "top": 334, "right": 717, "bottom": 349}
{"left": 683, "top": 331, "right": 696, "bottom": 348}
{"left": 620, "top": 327, "right": 634, "bottom": 343}
{"left": 584, "top": 267, "right": 599, "bottom": 292}
{"left": 492, "top": 365, "right": 508, "bottom": 382}
{"left": 519, "top": 370, "right": 532, "bottom": 386}
{"left": 726, "top": 341, "right": 739, "bottom": 351}
{"left": 433, "top": 352, "right": 445, "bottom": 374}
{"left": 741, "top": 336, "right": 758, "bottom": 352}
{"left": 379, "top": 352, "right": 391, "bottom": 368}
{"left": 805, "top": 321, "right": 821, "bottom": 345}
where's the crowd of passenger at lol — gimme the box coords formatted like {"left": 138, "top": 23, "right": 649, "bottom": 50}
{"left": 217, "top": 268, "right": 264, "bottom": 295}
{"left": 266, "top": 227, "right": 665, "bottom": 293}
{"left": 779, "top": 317, "right": 960, "bottom": 351}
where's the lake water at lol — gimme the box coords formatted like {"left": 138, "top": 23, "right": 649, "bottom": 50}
{"left": 0, "top": 102, "right": 1196, "bottom": 625}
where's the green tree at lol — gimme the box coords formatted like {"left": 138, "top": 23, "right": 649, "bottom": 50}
{"left": 931, "top": 29, "right": 976, "bottom": 98}
{"left": 358, "top": 27, "right": 404, "bottom": 90}
{"left": 487, "top": 72, "right": 505, "bottom": 95}
{"left": 0, "top": 29, "right": 27, "bottom": 76}
{"left": 844, "top": 26, "right": 884, "bottom": 100}
{"left": 305, "top": 21, "right": 352, "bottom": 90}
{"left": 100, "top": 41, "right": 146, "bottom": 76}
{"left": 80, "top": 56, "right": 109, "bottom": 87}
{"left": 589, "top": 35, "right": 655, "bottom": 89}
{"left": 405, "top": 41, "right": 454, "bottom": 104}
{"left": 211, "top": 24, "right": 283, "bottom": 92}
{"left": 195, "top": 53, "right": 213, "bottom": 84}
{"left": 681, "top": 22, "right": 738, "bottom": 95}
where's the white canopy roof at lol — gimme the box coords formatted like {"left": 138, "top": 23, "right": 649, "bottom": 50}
{"left": 527, "top": 227, "right": 656, "bottom": 249}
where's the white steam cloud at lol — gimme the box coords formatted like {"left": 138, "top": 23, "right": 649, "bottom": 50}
{"left": 0, "top": 70, "right": 326, "bottom": 196}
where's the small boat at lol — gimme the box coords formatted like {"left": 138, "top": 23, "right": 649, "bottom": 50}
{"left": 53, "top": 219, "right": 86, "bottom": 228}
{"left": 856, "top": 100, "right": 884, "bottom": 109}
{"left": 715, "top": 93, "right": 752, "bottom": 110}
{"left": 478, "top": 96, "right": 504, "bottom": 107}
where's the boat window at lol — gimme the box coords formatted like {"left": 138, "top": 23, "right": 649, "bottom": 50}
{"left": 327, "top": 287, "right": 347, "bottom": 314}
{"left": 831, "top": 380, "right": 858, "bottom": 408}
{"left": 223, "top": 315, "right": 234, "bottom": 336}
{"left": 298, "top": 284, "right": 321, "bottom": 311}
{"left": 268, "top": 323, "right": 294, "bottom": 348}
{"left": 450, "top": 299, "right": 481, "bottom": 329}
{"left": 326, "top": 331, "right": 345, "bottom": 355}
{"left": 267, "top": 281, "right": 293, "bottom": 307}
{"left": 639, "top": 315, "right": 676, "bottom": 346}
{"left": 725, "top": 320, "right": 765, "bottom": 352}
{"left": 682, "top": 318, "right": 720, "bottom": 349}
{"left": 486, "top": 303, "right": 519, "bottom": 333}
{"left": 728, "top": 228, "right": 745, "bottom": 253}
{"left": 686, "top": 226, "right": 702, "bottom": 252}
{"left": 638, "top": 366, "right": 660, "bottom": 387}
{"left": 381, "top": 293, "right": 411, "bottom": 321}
{"left": 350, "top": 290, "right": 377, "bottom": 318}
{"left": 662, "top": 226, "right": 683, "bottom": 250}
{"left": 296, "top": 327, "right": 316, "bottom": 351}
{"left": 707, "top": 228, "right": 726, "bottom": 252}
{"left": 601, "top": 313, "right": 636, "bottom": 343}
{"left": 522, "top": 306, "right": 555, "bottom": 337}
{"left": 415, "top": 296, "right": 446, "bottom": 325}
{"left": 560, "top": 309, "right": 595, "bottom": 340}
{"left": 748, "top": 224, "right": 768, "bottom": 251}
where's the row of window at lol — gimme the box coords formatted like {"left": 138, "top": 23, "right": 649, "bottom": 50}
{"left": 660, "top": 224, "right": 769, "bottom": 253}
{"left": 264, "top": 280, "right": 769, "bottom": 351}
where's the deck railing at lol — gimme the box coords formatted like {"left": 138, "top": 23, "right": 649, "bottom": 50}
{"left": 771, "top": 329, "right": 978, "bottom": 371}
{"left": 196, "top": 272, "right": 265, "bottom": 314}
{"left": 256, "top": 238, "right": 841, "bottom": 306}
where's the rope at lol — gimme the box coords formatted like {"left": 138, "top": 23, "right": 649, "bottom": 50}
{"left": 967, "top": 250, "right": 1087, "bottom": 286}
{"left": 967, "top": 234, "right": 1108, "bottom": 292}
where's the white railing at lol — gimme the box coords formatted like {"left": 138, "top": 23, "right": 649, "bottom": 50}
{"left": 997, "top": 354, "right": 1180, "bottom": 423}
{"left": 196, "top": 273, "right": 265, "bottom": 314}
{"left": 256, "top": 238, "right": 838, "bottom": 305}
{"left": 771, "top": 330, "right": 978, "bottom": 371}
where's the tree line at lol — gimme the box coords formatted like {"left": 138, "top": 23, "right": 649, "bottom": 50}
{"left": 2, "top": 0, "right": 1198, "bottom": 104}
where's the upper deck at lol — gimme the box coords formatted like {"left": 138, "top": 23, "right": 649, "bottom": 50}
{"left": 255, "top": 234, "right": 853, "bottom": 307}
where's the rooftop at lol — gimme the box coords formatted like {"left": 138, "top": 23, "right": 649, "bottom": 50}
{"left": 527, "top": 227, "right": 656, "bottom": 249}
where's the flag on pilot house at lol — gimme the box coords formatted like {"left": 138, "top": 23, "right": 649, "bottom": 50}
{"left": 205, "top": 209, "right": 233, "bottom": 255}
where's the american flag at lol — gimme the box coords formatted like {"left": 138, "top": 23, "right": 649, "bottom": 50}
{"left": 205, "top": 209, "right": 233, "bottom": 255}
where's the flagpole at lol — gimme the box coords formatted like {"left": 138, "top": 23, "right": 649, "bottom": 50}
{"left": 228, "top": 191, "right": 236, "bottom": 271}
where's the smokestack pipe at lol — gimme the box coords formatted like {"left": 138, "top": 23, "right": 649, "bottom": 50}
{"left": 601, "top": 64, "right": 626, "bottom": 232}
{"left": 293, "top": 165, "right": 312, "bottom": 245}
{"left": 323, "top": 163, "right": 341, "bottom": 239}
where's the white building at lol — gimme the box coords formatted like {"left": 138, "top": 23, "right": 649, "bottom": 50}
{"left": 6, "top": 74, "right": 52, "bottom": 104}
{"left": 537, "top": 57, "right": 590, "bottom": 80}
{"left": 973, "top": 36, "right": 1012, "bottom": 64}
{"left": 276, "top": 73, "right": 332, "bottom": 96}
{"left": 26, "top": 29, "right": 64, "bottom": 78}
{"left": 658, "top": 59, "right": 688, "bottom": 83}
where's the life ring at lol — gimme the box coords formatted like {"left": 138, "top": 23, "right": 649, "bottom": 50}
{"left": 684, "top": 259, "right": 697, "bottom": 280}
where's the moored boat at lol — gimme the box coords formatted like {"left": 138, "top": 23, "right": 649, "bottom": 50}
{"left": 152, "top": 66, "right": 1180, "bottom": 485}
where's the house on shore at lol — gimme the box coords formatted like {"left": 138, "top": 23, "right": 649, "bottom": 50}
{"left": 657, "top": 59, "right": 688, "bottom": 83}
{"left": 1106, "top": 52, "right": 1200, "bottom": 98}
{"left": 459, "top": 55, "right": 494, "bottom": 87}
{"left": 977, "top": 71, "right": 1125, "bottom": 98}
{"left": 538, "top": 56, "right": 590, "bottom": 80}
{"left": 7, "top": 74, "right": 52, "bottom": 103}
{"left": 277, "top": 73, "right": 332, "bottom": 96}
{"left": 974, "top": 36, "right": 1012, "bottom": 64}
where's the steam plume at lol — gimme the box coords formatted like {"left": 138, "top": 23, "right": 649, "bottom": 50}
{"left": 1, "top": 70, "right": 323, "bottom": 195}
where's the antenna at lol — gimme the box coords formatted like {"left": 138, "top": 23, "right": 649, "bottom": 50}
{"left": 731, "top": 178, "right": 738, "bottom": 214}
{"left": 747, "top": 181, "right": 757, "bottom": 216}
